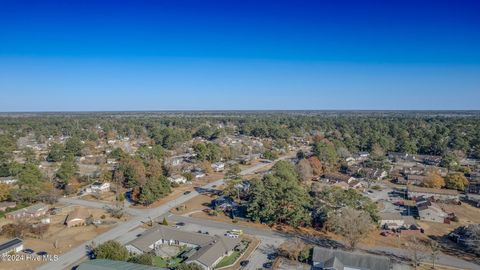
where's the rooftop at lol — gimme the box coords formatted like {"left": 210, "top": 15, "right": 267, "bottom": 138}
{"left": 312, "top": 246, "right": 391, "bottom": 270}
{"left": 407, "top": 185, "right": 459, "bottom": 196}
{"left": 0, "top": 238, "right": 23, "bottom": 254}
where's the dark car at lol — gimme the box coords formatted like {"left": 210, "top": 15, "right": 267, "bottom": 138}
{"left": 176, "top": 222, "right": 185, "bottom": 226}
{"left": 267, "top": 253, "right": 278, "bottom": 260}
{"left": 240, "top": 260, "right": 249, "bottom": 267}
{"left": 263, "top": 262, "right": 273, "bottom": 268}
{"left": 37, "top": 251, "right": 48, "bottom": 256}
{"left": 184, "top": 191, "right": 191, "bottom": 195}
{"left": 23, "top": 249, "right": 34, "bottom": 254}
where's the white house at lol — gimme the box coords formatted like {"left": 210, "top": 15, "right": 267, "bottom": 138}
{"left": 85, "top": 182, "right": 111, "bottom": 193}
{"left": 168, "top": 175, "right": 187, "bottom": 184}
{"left": 0, "top": 238, "right": 24, "bottom": 256}
{"left": 211, "top": 162, "right": 225, "bottom": 172}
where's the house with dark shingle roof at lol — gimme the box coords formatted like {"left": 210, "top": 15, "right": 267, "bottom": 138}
{"left": 312, "top": 246, "right": 391, "bottom": 270}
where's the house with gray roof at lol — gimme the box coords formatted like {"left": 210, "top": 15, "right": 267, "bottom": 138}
{"left": 5, "top": 203, "right": 48, "bottom": 220}
{"left": 0, "top": 238, "right": 24, "bottom": 256}
{"left": 312, "top": 246, "right": 391, "bottom": 270}
{"left": 125, "top": 225, "right": 240, "bottom": 270}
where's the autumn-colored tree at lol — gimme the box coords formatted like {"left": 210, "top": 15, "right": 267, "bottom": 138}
{"left": 118, "top": 158, "right": 147, "bottom": 187}
{"left": 146, "top": 159, "right": 163, "bottom": 179}
{"left": 201, "top": 160, "right": 213, "bottom": 174}
{"left": 296, "top": 159, "right": 313, "bottom": 182}
{"left": 423, "top": 171, "right": 445, "bottom": 189}
{"left": 0, "top": 183, "right": 11, "bottom": 201}
{"left": 445, "top": 173, "right": 469, "bottom": 191}
{"left": 307, "top": 156, "right": 323, "bottom": 176}
{"left": 278, "top": 238, "right": 308, "bottom": 261}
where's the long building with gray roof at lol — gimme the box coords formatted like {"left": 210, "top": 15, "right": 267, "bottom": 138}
{"left": 125, "top": 225, "right": 240, "bottom": 270}
{"left": 312, "top": 246, "right": 391, "bottom": 270}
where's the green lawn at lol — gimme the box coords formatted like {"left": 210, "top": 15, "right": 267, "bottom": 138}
{"left": 153, "top": 256, "right": 184, "bottom": 268}
{"left": 214, "top": 251, "right": 240, "bottom": 269}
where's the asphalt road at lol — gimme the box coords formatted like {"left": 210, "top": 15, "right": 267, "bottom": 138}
{"left": 38, "top": 155, "right": 295, "bottom": 270}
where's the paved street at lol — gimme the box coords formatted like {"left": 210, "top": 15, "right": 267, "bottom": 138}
{"left": 38, "top": 154, "right": 295, "bottom": 270}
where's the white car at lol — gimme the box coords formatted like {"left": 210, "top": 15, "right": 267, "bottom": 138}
{"left": 225, "top": 233, "right": 239, "bottom": 238}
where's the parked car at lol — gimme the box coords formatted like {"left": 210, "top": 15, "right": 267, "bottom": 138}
{"left": 263, "top": 262, "right": 273, "bottom": 268}
{"left": 240, "top": 260, "right": 249, "bottom": 267}
{"left": 267, "top": 252, "right": 277, "bottom": 260}
{"left": 37, "top": 251, "right": 48, "bottom": 256}
{"left": 176, "top": 222, "right": 185, "bottom": 226}
{"left": 225, "top": 233, "right": 239, "bottom": 238}
{"left": 23, "top": 249, "right": 34, "bottom": 254}
{"left": 184, "top": 191, "right": 191, "bottom": 195}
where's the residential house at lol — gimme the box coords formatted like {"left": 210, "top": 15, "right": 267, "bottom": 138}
{"left": 356, "top": 151, "right": 370, "bottom": 159}
{"left": 407, "top": 186, "right": 460, "bottom": 202}
{"left": 312, "top": 246, "right": 391, "bottom": 270}
{"left": 418, "top": 202, "right": 449, "bottom": 223}
{"left": 388, "top": 152, "right": 409, "bottom": 161}
{"left": 0, "top": 238, "right": 24, "bottom": 256}
{"left": 321, "top": 173, "right": 356, "bottom": 184}
{"left": 405, "top": 174, "right": 426, "bottom": 185}
{"left": 212, "top": 196, "right": 236, "bottom": 210}
{"left": 77, "top": 259, "right": 166, "bottom": 270}
{"left": 85, "top": 182, "right": 111, "bottom": 193}
{"left": 413, "top": 155, "right": 442, "bottom": 166}
{"left": 0, "top": 201, "right": 16, "bottom": 212}
{"left": 234, "top": 180, "right": 251, "bottom": 192}
{"left": 362, "top": 168, "right": 387, "bottom": 181}
{"left": 6, "top": 203, "right": 48, "bottom": 220}
{"left": 211, "top": 162, "right": 225, "bottom": 172}
{"left": 193, "top": 170, "right": 206, "bottom": 179}
{"left": 379, "top": 212, "right": 417, "bottom": 230}
{"left": 168, "top": 175, "right": 187, "bottom": 184}
{"left": 65, "top": 207, "right": 90, "bottom": 227}
{"left": 468, "top": 173, "right": 480, "bottom": 194}
{"left": 0, "top": 177, "right": 18, "bottom": 185}
{"left": 126, "top": 226, "right": 240, "bottom": 270}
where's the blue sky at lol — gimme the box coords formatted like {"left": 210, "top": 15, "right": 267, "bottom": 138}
{"left": 1, "top": 0, "right": 479, "bottom": 111}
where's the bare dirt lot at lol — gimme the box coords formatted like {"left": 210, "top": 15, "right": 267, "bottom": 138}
{"left": 0, "top": 205, "right": 121, "bottom": 270}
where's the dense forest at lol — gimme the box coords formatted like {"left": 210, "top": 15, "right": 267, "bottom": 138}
{"left": 1, "top": 111, "right": 479, "bottom": 158}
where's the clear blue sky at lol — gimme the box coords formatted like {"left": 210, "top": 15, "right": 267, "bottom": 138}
{"left": 1, "top": 0, "right": 479, "bottom": 111}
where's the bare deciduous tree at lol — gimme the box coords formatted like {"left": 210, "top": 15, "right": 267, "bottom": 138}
{"left": 405, "top": 236, "right": 428, "bottom": 269}
{"left": 328, "top": 207, "right": 372, "bottom": 250}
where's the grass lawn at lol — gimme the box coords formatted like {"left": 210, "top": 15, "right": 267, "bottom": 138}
{"left": 153, "top": 256, "right": 184, "bottom": 268}
{"left": 214, "top": 251, "right": 240, "bottom": 269}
